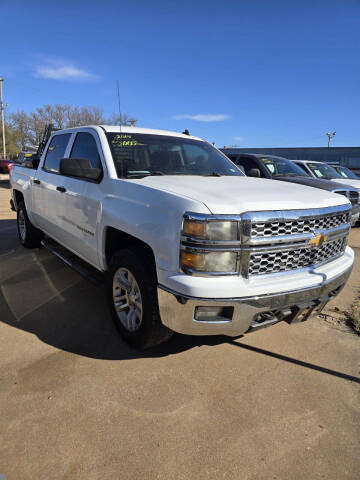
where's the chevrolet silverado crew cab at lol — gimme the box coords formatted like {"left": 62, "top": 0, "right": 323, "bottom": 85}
{"left": 10, "top": 126, "right": 354, "bottom": 348}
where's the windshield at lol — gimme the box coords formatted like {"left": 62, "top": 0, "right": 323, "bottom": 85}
{"left": 306, "top": 162, "right": 342, "bottom": 180}
{"left": 106, "top": 133, "right": 244, "bottom": 178}
{"left": 260, "top": 156, "right": 309, "bottom": 177}
{"left": 334, "top": 166, "right": 360, "bottom": 179}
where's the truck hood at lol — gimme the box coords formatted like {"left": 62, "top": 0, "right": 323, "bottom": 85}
{"left": 133, "top": 176, "right": 349, "bottom": 214}
{"left": 274, "top": 176, "right": 356, "bottom": 192}
{"left": 328, "top": 178, "right": 360, "bottom": 190}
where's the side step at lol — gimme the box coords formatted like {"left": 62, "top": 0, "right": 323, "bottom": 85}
{"left": 41, "top": 239, "right": 104, "bottom": 286}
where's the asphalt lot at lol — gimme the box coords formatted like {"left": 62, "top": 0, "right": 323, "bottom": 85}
{"left": 0, "top": 179, "right": 359, "bottom": 480}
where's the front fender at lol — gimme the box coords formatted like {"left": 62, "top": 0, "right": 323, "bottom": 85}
{"left": 97, "top": 181, "right": 210, "bottom": 271}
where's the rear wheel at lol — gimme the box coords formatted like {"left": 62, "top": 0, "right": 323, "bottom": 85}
{"left": 17, "top": 201, "right": 43, "bottom": 248}
{"left": 106, "top": 248, "right": 173, "bottom": 349}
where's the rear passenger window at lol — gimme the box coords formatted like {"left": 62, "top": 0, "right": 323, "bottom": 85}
{"left": 43, "top": 134, "right": 71, "bottom": 173}
{"left": 70, "top": 132, "right": 102, "bottom": 169}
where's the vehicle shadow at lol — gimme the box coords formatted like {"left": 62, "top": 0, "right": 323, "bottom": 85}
{"left": 0, "top": 219, "right": 229, "bottom": 360}
{"left": 1, "top": 219, "right": 359, "bottom": 383}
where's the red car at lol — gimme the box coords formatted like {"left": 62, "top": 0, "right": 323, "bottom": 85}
{"left": 0, "top": 159, "right": 15, "bottom": 173}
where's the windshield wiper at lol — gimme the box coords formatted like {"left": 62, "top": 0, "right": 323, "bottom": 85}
{"left": 205, "top": 172, "right": 222, "bottom": 177}
{"left": 126, "top": 171, "right": 165, "bottom": 178}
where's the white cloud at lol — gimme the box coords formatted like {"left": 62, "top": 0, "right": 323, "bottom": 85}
{"left": 33, "top": 59, "right": 97, "bottom": 81}
{"left": 234, "top": 136, "right": 245, "bottom": 142}
{"left": 173, "top": 114, "right": 230, "bottom": 122}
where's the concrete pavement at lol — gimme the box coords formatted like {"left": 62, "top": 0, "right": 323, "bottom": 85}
{"left": 0, "top": 183, "right": 359, "bottom": 480}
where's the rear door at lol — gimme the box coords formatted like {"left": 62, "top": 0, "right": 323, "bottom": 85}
{"left": 59, "top": 130, "right": 104, "bottom": 267}
{"left": 32, "top": 133, "right": 72, "bottom": 245}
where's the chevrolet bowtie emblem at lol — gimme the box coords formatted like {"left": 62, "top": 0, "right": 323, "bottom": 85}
{"left": 309, "top": 233, "right": 328, "bottom": 248}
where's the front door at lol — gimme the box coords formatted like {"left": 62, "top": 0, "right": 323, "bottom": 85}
{"left": 32, "top": 133, "right": 72, "bottom": 246}
{"left": 60, "top": 131, "right": 104, "bottom": 268}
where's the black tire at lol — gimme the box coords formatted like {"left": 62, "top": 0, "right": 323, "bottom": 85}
{"left": 17, "top": 201, "right": 43, "bottom": 248}
{"left": 106, "top": 248, "right": 173, "bottom": 349}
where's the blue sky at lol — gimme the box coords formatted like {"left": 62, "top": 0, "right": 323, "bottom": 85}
{"left": 2, "top": 0, "right": 359, "bottom": 147}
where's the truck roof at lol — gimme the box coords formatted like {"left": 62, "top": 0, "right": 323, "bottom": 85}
{"left": 53, "top": 125, "right": 204, "bottom": 142}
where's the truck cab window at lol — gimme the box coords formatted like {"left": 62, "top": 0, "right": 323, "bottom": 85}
{"left": 43, "top": 134, "right": 71, "bottom": 173}
{"left": 70, "top": 132, "right": 102, "bottom": 169}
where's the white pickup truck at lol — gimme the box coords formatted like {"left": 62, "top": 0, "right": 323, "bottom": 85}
{"left": 10, "top": 126, "right": 354, "bottom": 348}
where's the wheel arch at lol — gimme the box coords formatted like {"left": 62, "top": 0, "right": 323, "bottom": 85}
{"left": 13, "top": 189, "right": 24, "bottom": 210}
{"left": 103, "top": 226, "right": 157, "bottom": 275}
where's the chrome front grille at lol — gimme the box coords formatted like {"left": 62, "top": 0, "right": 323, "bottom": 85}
{"left": 251, "top": 212, "right": 349, "bottom": 237}
{"left": 248, "top": 237, "right": 346, "bottom": 276}
{"left": 241, "top": 204, "right": 352, "bottom": 277}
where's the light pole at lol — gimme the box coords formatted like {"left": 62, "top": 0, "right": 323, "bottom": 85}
{"left": 326, "top": 131, "right": 336, "bottom": 148}
{"left": 0, "top": 78, "right": 6, "bottom": 159}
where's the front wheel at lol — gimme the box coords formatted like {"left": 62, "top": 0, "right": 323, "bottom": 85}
{"left": 106, "top": 248, "right": 173, "bottom": 349}
{"left": 17, "top": 201, "right": 43, "bottom": 248}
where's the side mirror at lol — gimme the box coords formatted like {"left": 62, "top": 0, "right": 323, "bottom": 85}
{"left": 248, "top": 168, "right": 261, "bottom": 178}
{"left": 25, "top": 155, "right": 40, "bottom": 169}
{"left": 59, "top": 158, "right": 102, "bottom": 181}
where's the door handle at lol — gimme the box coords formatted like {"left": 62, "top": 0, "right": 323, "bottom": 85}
{"left": 56, "top": 186, "right": 67, "bottom": 193}
{"left": 33, "top": 179, "right": 41, "bottom": 185}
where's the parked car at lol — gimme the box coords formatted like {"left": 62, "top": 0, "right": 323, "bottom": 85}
{"left": 0, "top": 159, "right": 15, "bottom": 173}
{"left": 327, "top": 163, "right": 360, "bottom": 180}
{"left": 223, "top": 153, "right": 360, "bottom": 225}
{"left": 293, "top": 160, "right": 360, "bottom": 191}
{"left": 10, "top": 126, "right": 354, "bottom": 348}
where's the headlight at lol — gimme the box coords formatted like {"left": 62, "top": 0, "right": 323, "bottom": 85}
{"left": 183, "top": 219, "right": 238, "bottom": 242}
{"left": 181, "top": 251, "right": 237, "bottom": 273}
{"left": 181, "top": 215, "right": 240, "bottom": 274}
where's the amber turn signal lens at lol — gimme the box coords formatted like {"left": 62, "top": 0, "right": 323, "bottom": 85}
{"left": 181, "top": 251, "right": 205, "bottom": 269}
{"left": 183, "top": 221, "right": 206, "bottom": 238}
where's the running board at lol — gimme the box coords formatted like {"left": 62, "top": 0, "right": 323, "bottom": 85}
{"left": 41, "top": 239, "right": 104, "bottom": 286}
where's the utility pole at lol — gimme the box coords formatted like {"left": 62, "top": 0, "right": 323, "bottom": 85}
{"left": 0, "top": 78, "right": 6, "bottom": 159}
{"left": 326, "top": 131, "right": 336, "bottom": 148}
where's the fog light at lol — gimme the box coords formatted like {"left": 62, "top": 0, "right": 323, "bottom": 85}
{"left": 195, "top": 306, "right": 234, "bottom": 322}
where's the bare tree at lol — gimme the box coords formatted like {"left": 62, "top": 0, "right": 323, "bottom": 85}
{"left": 69, "top": 106, "right": 106, "bottom": 127}
{"left": 0, "top": 124, "right": 22, "bottom": 158}
{"left": 8, "top": 110, "right": 32, "bottom": 150}
{"left": 8, "top": 104, "right": 136, "bottom": 154}
{"left": 107, "top": 112, "right": 138, "bottom": 126}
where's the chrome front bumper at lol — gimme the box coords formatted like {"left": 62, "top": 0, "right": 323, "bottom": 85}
{"left": 157, "top": 266, "right": 352, "bottom": 336}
